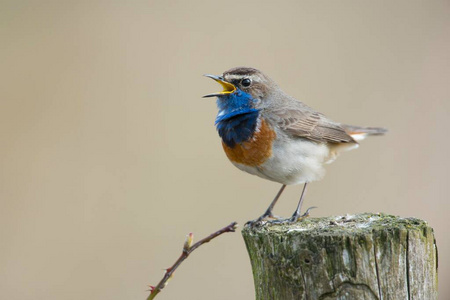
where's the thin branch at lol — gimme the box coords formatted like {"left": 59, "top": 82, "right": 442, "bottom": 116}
{"left": 147, "top": 221, "right": 238, "bottom": 300}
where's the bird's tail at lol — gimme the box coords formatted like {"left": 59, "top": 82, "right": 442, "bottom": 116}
{"left": 342, "top": 124, "right": 387, "bottom": 142}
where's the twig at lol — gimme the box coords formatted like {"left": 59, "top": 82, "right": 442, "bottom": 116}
{"left": 147, "top": 221, "right": 238, "bottom": 300}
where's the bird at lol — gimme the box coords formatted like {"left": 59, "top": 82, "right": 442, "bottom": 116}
{"left": 203, "top": 67, "right": 386, "bottom": 224}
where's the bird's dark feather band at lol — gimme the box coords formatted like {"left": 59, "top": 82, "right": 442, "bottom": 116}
{"left": 216, "top": 110, "right": 259, "bottom": 148}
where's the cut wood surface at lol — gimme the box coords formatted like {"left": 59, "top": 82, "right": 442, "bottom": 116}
{"left": 242, "top": 213, "right": 438, "bottom": 300}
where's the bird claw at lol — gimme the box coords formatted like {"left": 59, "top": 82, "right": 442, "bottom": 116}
{"left": 245, "top": 212, "right": 282, "bottom": 226}
{"left": 269, "top": 206, "right": 318, "bottom": 224}
{"left": 289, "top": 206, "right": 317, "bottom": 223}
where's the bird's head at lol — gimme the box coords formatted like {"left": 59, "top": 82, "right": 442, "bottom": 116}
{"left": 203, "top": 67, "right": 277, "bottom": 112}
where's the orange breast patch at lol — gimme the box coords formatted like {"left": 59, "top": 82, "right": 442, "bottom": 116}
{"left": 222, "top": 119, "right": 276, "bottom": 166}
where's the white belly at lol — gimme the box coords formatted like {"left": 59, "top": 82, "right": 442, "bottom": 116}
{"left": 231, "top": 138, "right": 331, "bottom": 185}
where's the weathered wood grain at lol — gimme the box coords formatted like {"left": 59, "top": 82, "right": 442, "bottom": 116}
{"left": 242, "top": 213, "right": 438, "bottom": 300}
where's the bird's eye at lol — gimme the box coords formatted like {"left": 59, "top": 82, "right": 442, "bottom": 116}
{"left": 241, "top": 78, "right": 251, "bottom": 87}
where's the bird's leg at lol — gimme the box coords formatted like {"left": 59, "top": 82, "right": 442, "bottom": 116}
{"left": 288, "top": 182, "right": 315, "bottom": 223}
{"left": 246, "top": 184, "right": 286, "bottom": 225}
{"left": 260, "top": 184, "right": 286, "bottom": 219}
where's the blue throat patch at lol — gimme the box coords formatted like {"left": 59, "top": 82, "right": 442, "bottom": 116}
{"left": 215, "top": 90, "right": 259, "bottom": 148}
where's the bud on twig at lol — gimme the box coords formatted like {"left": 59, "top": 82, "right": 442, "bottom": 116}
{"left": 183, "top": 233, "right": 194, "bottom": 252}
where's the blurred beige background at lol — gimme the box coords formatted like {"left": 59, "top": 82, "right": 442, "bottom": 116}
{"left": 1, "top": 1, "right": 449, "bottom": 299}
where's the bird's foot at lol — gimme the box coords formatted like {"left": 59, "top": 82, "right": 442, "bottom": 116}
{"left": 270, "top": 206, "right": 317, "bottom": 224}
{"left": 288, "top": 206, "right": 317, "bottom": 223}
{"left": 245, "top": 212, "right": 282, "bottom": 227}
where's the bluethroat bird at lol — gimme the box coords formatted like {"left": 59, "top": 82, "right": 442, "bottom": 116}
{"left": 203, "top": 67, "right": 386, "bottom": 224}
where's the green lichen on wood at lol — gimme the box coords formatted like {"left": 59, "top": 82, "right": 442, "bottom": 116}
{"left": 242, "top": 213, "right": 438, "bottom": 300}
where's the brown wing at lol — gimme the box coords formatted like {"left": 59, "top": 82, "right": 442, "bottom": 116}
{"left": 272, "top": 108, "right": 356, "bottom": 144}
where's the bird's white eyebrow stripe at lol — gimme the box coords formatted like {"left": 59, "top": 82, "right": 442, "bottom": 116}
{"left": 225, "top": 74, "right": 260, "bottom": 81}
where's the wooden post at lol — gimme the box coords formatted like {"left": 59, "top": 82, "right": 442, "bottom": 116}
{"left": 242, "top": 213, "right": 438, "bottom": 300}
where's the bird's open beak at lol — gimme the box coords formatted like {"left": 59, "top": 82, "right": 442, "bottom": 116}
{"left": 202, "top": 74, "right": 236, "bottom": 98}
